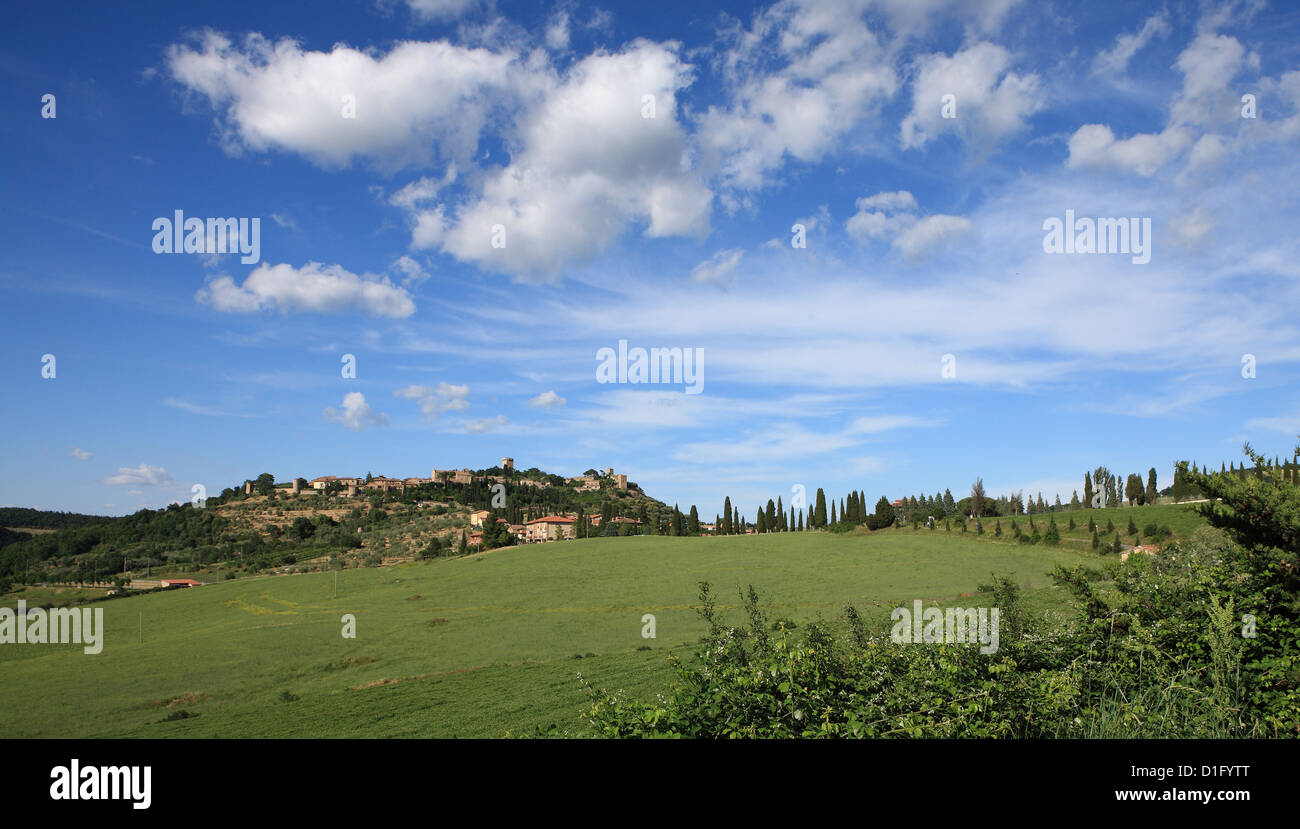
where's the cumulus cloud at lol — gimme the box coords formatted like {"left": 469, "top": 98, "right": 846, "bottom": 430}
{"left": 70, "top": 448, "right": 93, "bottom": 460}
{"left": 899, "top": 41, "right": 1042, "bottom": 150}
{"left": 1067, "top": 28, "right": 1264, "bottom": 178}
{"left": 697, "top": 0, "right": 897, "bottom": 198}
{"left": 324, "top": 392, "right": 388, "bottom": 430}
{"left": 196, "top": 262, "right": 416, "bottom": 317}
{"left": 412, "top": 40, "right": 711, "bottom": 279}
{"left": 394, "top": 382, "right": 470, "bottom": 420}
{"left": 1065, "top": 123, "right": 1192, "bottom": 177}
{"left": 102, "top": 464, "right": 175, "bottom": 486}
{"left": 166, "top": 31, "right": 518, "bottom": 170}
{"left": 846, "top": 190, "right": 969, "bottom": 258}
{"left": 528, "top": 390, "right": 566, "bottom": 408}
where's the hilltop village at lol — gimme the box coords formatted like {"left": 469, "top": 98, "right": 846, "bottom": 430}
{"left": 234, "top": 458, "right": 649, "bottom": 549}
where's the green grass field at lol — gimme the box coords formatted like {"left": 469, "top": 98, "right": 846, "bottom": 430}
{"left": 0, "top": 504, "right": 1207, "bottom": 737}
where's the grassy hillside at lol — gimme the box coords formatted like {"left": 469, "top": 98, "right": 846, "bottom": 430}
{"left": 0, "top": 508, "right": 1207, "bottom": 738}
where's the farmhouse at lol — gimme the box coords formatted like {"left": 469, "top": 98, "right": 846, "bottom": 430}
{"left": 160, "top": 579, "right": 202, "bottom": 589}
{"left": 469, "top": 509, "right": 491, "bottom": 527}
{"left": 525, "top": 515, "right": 575, "bottom": 543}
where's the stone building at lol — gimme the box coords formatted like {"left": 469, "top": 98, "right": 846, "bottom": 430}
{"left": 525, "top": 515, "right": 574, "bottom": 542}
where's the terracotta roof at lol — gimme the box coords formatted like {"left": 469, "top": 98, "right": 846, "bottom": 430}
{"left": 525, "top": 515, "right": 574, "bottom": 524}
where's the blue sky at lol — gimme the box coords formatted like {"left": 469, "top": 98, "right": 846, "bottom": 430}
{"left": 2, "top": 0, "right": 1298, "bottom": 517}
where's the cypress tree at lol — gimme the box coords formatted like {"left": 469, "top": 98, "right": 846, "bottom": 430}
{"left": 688, "top": 505, "right": 700, "bottom": 535}
{"left": 722, "top": 496, "right": 732, "bottom": 535}
{"left": 766, "top": 499, "right": 777, "bottom": 531}
{"left": 830, "top": 501, "right": 837, "bottom": 525}
{"left": 815, "top": 489, "right": 827, "bottom": 528}
{"left": 777, "top": 497, "right": 785, "bottom": 531}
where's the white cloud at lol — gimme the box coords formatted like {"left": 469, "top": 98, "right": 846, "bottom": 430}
{"left": 414, "top": 40, "right": 711, "bottom": 279}
{"left": 529, "top": 390, "right": 566, "bottom": 408}
{"left": 1065, "top": 123, "right": 1192, "bottom": 177}
{"left": 1066, "top": 28, "right": 1266, "bottom": 179}
{"left": 394, "top": 382, "right": 470, "bottom": 420}
{"left": 546, "top": 9, "right": 571, "bottom": 51}
{"left": 465, "top": 414, "right": 507, "bottom": 433}
{"left": 847, "top": 415, "right": 937, "bottom": 434}
{"left": 166, "top": 31, "right": 518, "bottom": 170}
{"left": 900, "top": 41, "right": 1042, "bottom": 150}
{"left": 103, "top": 464, "right": 175, "bottom": 486}
{"left": 405, "top": 0, "right": 482, "bottom": 20}
{"left": 1092, "top": 11, "right": 1171, "bottom": 76}
{"left": 387, "top": 167, "right": 457, "bottom": 210}
{"left": 391, "top": 255, "right": 431, "bottom": 286}
{"left": 871, "top": 0, "right": 1023, "bottom": 36}
{"left": 1170, "top": 206, "right": 1215, "bottom": 248}
{"left": 691, "top": 248, "right": 744, "bottom": 286}
{"left": 324, "top": 392, "right": 388, "bottom": 430}
{"left": 196, "top": 262, "right": 416, "bottom": 317}
{"left": 1172, "top": 33, "right": 1254, "bottom": 125}
{"left": 697, "top": 0, "right": 897, "bottom": 197}
{"left": 1244, "top": 415, "right": 1300, "bottom": 435}
{"left": 163, "top": 398, "right": 246, "bottom": 417}
{"left": 893, "top": 214, "right": 973, "bottom": 259}
{"left": 674, "top": 424, "right": 859, "bottom": 464}
{"left": 846, "top": 190, "right": 969, "bottom": 258}
{"left": 70, "top": 448, "right": 93, "bottom": 460}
